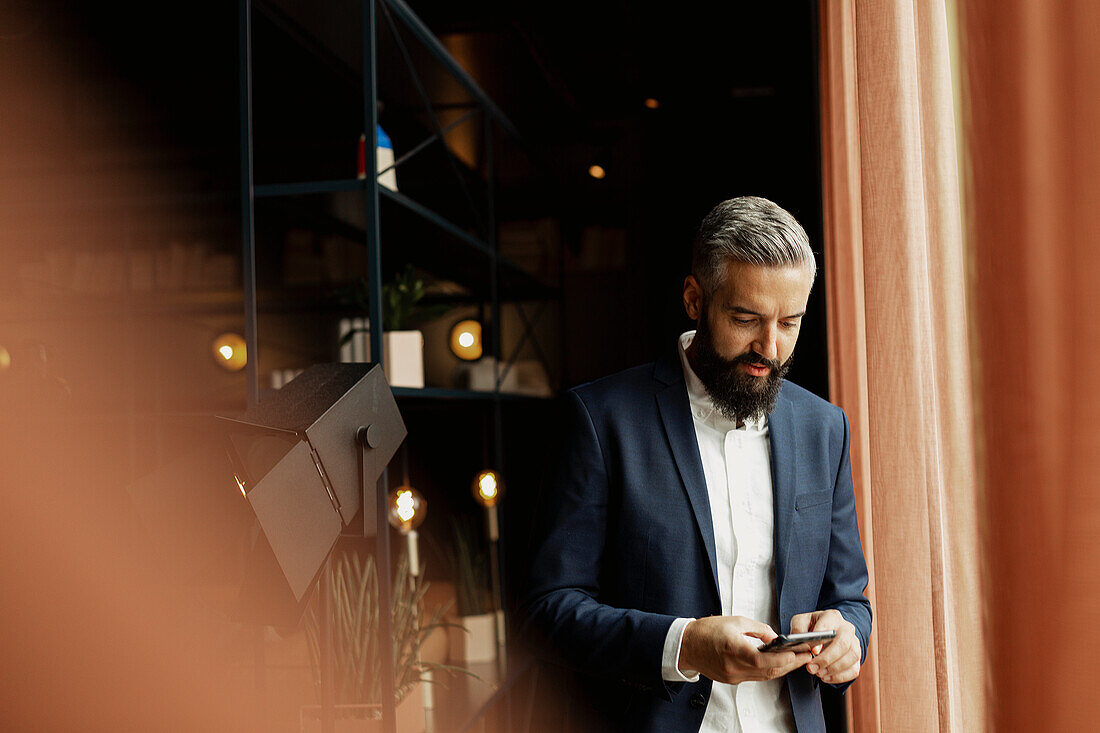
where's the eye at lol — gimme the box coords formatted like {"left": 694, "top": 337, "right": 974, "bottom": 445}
{"left": 780, "top": 321, "right": 800, "bottom": 330}
{"left": 732, "top": 317, "right": 755, "bottom": 325}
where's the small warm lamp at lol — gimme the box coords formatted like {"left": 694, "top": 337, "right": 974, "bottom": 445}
{"left": 473, "top": 469, "right": 503, "bottom": 511}
{"left": 387, "top": 484, "right": 431, "bottom": 712}
{"left": 588, "top": 164, "right": 606, "bottom": 180}
{"left": 388, "top": 485, "right": 427, "bottom": 572}
{"left": 472, "top": 469, "right": 506, "bottom": 662}
{"left": 449, "top": 319, "right": 483, "bottom": 361}
{"left": 644, "top": 97, "right": 660, "bottom": 109}
{"left": 212, "top": 333, "right": 247, "bottom": 372}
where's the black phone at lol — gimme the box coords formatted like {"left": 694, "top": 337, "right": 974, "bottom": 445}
{"left": 758, "top": 630, "right": 837, "bottom": 653}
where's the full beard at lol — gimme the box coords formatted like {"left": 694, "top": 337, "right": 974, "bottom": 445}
{"left": 688, "top": 312, "right": 793, "bottom": 424}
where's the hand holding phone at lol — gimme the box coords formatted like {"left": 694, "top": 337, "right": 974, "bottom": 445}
{"left": 757, "top": 630, "right": 836, "bottom": 653}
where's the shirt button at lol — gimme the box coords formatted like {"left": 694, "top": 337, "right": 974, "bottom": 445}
{"left": 689, "top": 692, "right": 707, "bottom": 709}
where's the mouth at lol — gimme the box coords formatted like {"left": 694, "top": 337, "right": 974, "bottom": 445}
{"left": 741, "top": 362, "right": 771, "bottom": 377}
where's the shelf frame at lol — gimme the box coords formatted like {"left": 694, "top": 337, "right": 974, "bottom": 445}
{"left": 239, "top": 2, "right": 558, "bottom": 731}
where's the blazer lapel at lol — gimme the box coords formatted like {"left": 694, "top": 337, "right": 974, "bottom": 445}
{"left": 769, "top": 388, "right": 798, "bottom": 614}
{"left": 653, "top": 354, "right": 721, "bottom": 603}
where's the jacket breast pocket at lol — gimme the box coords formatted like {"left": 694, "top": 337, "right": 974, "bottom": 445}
{"left": 795, "top": 489, "right": 833, "bottom": 512}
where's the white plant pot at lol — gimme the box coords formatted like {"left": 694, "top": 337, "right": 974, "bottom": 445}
{"left": 448, "top": 612, "right": 498, "bottom": 664}
{"left": 374, "top": 330, "right": 424, "bottom": 388}
{"left": 299, "top": 682, "right": 424, "bottom": 733}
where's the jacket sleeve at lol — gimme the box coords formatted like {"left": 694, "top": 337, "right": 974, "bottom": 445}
{"left": 518, "top": 389, "right": 681, "bottom": 699}
{"left": 819, "top": 409, "right": 873, "bottom": 691}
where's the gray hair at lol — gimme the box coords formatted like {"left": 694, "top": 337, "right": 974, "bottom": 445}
{"left": 691, "top": 196, "right": 816, "bottom": 297}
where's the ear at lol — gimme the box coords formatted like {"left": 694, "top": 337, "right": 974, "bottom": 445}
{"left": 683, "top": 275, "right": 704, "bottom": 321}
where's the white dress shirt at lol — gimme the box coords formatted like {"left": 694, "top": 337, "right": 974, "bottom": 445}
{"left": 660, "top": 331, "right": 796, "bottom": 732}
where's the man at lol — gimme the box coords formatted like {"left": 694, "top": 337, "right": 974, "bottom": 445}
{"left": 521, "top": 197, "right": 871, "bottom": 732}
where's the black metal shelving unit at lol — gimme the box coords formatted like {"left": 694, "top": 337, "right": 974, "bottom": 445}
{"left": 238, "top": 0, "right": 560, "bottom": 731}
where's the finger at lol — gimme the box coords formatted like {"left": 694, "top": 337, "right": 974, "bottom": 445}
{"left": 756, "top": 650, "right": 812, "bottom": 671}
{"left": 820, "top": 660, "right": 860, "bottom": 685}
{"left": 806, "top": 639, "right": 847, "bottom": 672}
{"left": 743, "top": 627, "right": 778, "bottom": 644}
{"left": 815, "top": 644, "right": 859, "bottom": 676}
{"left": 810, "top": 643, "right": 857, "bottom": 677}
{"left": 805, "top": 625, "right": 851, "bottom": 668}
{"left": 743, "top": 618, "right": 778, "bottom": 639}
{"left": 807, "top": 609, "right": 841, "bottom": 632}
{"left": 768, "top": 653, "right": 813, "bottom": 679}
{"left": 789, "top": 613, "right": 813, "bottom": 635}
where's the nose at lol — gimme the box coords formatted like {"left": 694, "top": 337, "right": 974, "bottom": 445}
{"left": 753, "top": 323, "right": 779, "bottom": 361}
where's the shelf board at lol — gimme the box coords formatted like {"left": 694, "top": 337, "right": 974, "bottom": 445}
{"left": 391, "top": 386, "right": 552, "bottom": 401}
{"left": 0, "top": 288, "right": 355, "bottom": 321}
{"left": 254, "top": 180, "right": 560, "bottom": 301}
{"left": 255, "top": 177, "right": 490, "bottom": 252}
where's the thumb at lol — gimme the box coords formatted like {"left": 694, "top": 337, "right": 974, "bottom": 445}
{"left": 742, "top": 620, "right": 777, "bottom": 643}
{"left": 789, "top": 613, "right": 813, "bottom": 635}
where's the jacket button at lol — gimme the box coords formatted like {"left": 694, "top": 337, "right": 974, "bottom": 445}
{"left": 689, "top": 693, "right": 706, "bottom": 709}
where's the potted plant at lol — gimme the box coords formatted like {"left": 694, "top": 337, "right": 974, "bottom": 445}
{"left": 337, "top": 265, "right": 450, "bottom": 388}
{"left": 300, "top": 550, "right": 454, "bottom": 733}
{"left": 445, "top": 516, "right": 497, "bottom": 664}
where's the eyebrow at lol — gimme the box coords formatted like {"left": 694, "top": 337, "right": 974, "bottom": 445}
{"left": 726, "top": 306, "right": 807, "bottom": 319}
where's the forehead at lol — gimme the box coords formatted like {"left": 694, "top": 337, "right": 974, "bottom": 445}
{"left": 712, "top": 261, "right": 814, "bottom": 310}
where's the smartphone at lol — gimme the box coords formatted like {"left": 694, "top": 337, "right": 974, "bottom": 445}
{"left": 758, "top": 630, "right": 837, "bottom": 653}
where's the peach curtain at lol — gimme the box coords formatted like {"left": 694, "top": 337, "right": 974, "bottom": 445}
{"left": 819, "top": 0, "right": 986, "bottom": 730}
{"left": 960, "top": 0, "right": 1100, "bottom": 729}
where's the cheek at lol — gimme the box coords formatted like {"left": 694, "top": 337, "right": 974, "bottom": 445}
{"left": 780, "top": 333, "right": 800, "bottom": 360}
{"left": 713, "top": 325, "right": 751, "bottom": 355}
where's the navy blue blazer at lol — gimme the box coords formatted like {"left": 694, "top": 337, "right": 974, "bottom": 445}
{"left": 521, "top": 352, "right": 872, "bottom": 732}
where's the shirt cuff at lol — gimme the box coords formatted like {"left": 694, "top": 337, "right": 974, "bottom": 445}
{"left": 661, "top": 617, "right": 701, "bottom": 682}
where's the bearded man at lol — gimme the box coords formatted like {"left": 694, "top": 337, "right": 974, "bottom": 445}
{"left": 521, "top": 197, "right": 872, "bottom": 732}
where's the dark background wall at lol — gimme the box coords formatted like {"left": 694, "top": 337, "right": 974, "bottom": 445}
{"left": 4, "top": 0, "right": 827, "bottom": 394}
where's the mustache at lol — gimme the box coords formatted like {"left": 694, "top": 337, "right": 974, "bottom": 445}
{"left": 730, "top": 351, "right": 782, "bottom": 371}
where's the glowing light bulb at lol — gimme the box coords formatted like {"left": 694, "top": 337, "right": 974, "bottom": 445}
{"left": 449, "top": 319, "right": 483, "bottom": 361}
{"left": 396, "top": 490, "right": 415, "bottom": 522}
{"left": 588, "top": 165, "right": 606, "bottom": 180}
{"left": 644, "top": 97, "right": 660, "bottom": 109}
{"left": 472, "top": 470, "right": 504, "bottom": 508}
{"left": 212, "top": 333, "right": 247, "bottom": 371}
{"left": 388, "top": 486, "right": 426, "bottom": 533}
{"left": 479, "top": 474, "right": 498, "bottom": 501}
{"left": 0, "top": 346, "right": 10, "bottom": 373}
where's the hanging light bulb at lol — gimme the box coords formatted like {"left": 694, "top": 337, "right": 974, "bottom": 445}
{"left": 588, "top": 164, "right": 606, "bottom": 180}
{"left": 389, "top": 484, "right": 427, "bottom": 581}
{"left": 473, "top": 468, "right": 507, "bottom": 662}
{"left": 388, "top": 485, "right": 427, "bottom": 534}
{"left": 472, "top": 469, "right": 504, "bottom": 508}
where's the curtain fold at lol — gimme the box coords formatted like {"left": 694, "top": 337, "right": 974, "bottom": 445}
{"left": 960, "top": 0, "right": 1100, "bottom": 728}
{"left": 819, "top": 0, "right": 986, "bottom": 730}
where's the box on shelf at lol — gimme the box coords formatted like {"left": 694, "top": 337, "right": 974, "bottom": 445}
{"left": 454, "top": 357, "right": 550, "bottom": 396}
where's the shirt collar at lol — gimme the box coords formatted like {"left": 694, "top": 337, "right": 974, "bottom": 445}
{"left": 677, "top": 331, "right": 767, "bottom": 432}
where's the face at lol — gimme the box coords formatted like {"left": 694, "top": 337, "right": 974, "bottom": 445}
{"left": 682, "top": 260, "right": 814, "bottom": 421}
